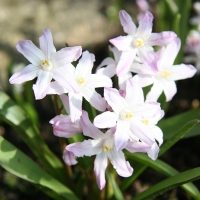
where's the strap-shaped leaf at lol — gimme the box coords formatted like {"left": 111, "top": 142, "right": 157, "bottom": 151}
{"left": 134, "top": 167, "right": 200, "bottom": 200}
{"left": 0, "top": 91, "right": 65, "bottom": 181}
{"left": 0, "top": 136, "right": 79, "bottom": 200}
{"left": 126, "top": 153, "right": 200, "bottom": 200}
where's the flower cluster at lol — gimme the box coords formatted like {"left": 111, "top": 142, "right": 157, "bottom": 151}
{"left": 9, "top": 10, "right": 196, "bottom": 190}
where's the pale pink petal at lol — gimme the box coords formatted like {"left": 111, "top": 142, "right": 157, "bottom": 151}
{"left": 110, "top": 46, "right": 121, "bottom": 62}
{"left": 94, "top": 153, "right": 108, "bottom": 190}
{"left": 97, "top": 57, "right": 115, "bottom": 69}
{"left": 68, "top": 93, "right": 83, "bottom": 122}
{"left": 171, "top": 64, "right": 197, "bottom": 81}
{"left": 104, "top": 87, "right": 127, "bottom": 113}
{"left": 125, "top": 78, "right": 144, "bottom": 106}
{"left": 39, "top": 28, "right": 56, "bottom": 59}
{"left": 52, "top": 46, "right": 82, "bottom": 66}
{"left": 66, "top": 139, "right": 102, "bottom": 157}
{"left": 87, "top": 74, "right": 112, "bottom": 88}
{"left": 47, "top": 81, "right": 67, "bottom": 95}
{"left": 9, "top": 64, "right": 38, "bottom": 84}
{"left": 148, "top": 31, "right": 177, "bottom": 46}
{"left": 83, "top": 87, "right": 107, "bottom": 111}
{"left": 63, "top": 150, "right": 77, "bottom": 166}
{"left": 131, "top": 75, "right": 154, "bottom": 87}
{"left": 158, "top": 38, "right": 181, "bottom": 69}
{"left": 118, "top": 72, "right": 132, "bottom": 90}
{"left": 108, "top": 150, "right": 133, "bottom": 177}
{"left": 115, "top": 120, "right": 130, "bottom": 150}
{"left": 109, "top": 36, "right": 133, "bottom": 51}
{"left": 97, "top": 64, "right": 116, "bottom": 78}
{"left": 146, "top": 82, "right": 163, "bottom": 102}
{"left": 147, "top": 142, "right": 159, "bottom": 160}
{"left": 116, "top": 50, "right": 136, "bottom": 75}
{"left": 94, "top": 111, "right": 117, "bottom": 128}
{"left": 75, "top": 51, "right": 95, "bottom": 77}
{"left": 49, "top": 115, "right": 81, "bottom": 138}
{"left": 126, "top": 140, "right": 152, "bottom": 153}
{"left": 162, "top": 80, "right": 177, "bottom": 101}
{"left": 80, "top": 111, "right": 103, "bottom": 139}
{"left": 16, "top": 40, "right": 44, "bottom": 66}
{"left": 137, "top": 11, "right": 153, "bottom": 36}
{"left": 119, "top": 10, "right": 136, "bottom": 34}
{"left": 33, "top": 70, "right": 53, "bottom": 99}
{"left": 60, "top": 94, "right": 70, "bottom": 113}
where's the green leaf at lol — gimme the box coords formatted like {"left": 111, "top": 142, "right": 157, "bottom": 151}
{"left": 0, "top": 91, "right": 65, "bottom": 182}
{"left": 0, "top": 136, "right": 79, "bottom": 200}
{"left": 127, "top": 153, "right": 200, "bottom": 200}
{"left": 134, "top": 167, "right": 200, "bottom": 200}
{"left": 159, "top": 119, "right": 200, "bottom": 155}
{"left": 159, "top": 109, "right": 200, "bottom": 140}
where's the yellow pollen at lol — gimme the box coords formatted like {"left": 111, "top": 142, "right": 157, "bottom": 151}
{"left": 103, "top": 145, "right": 112, "bottom": 152}
{"left": 40, "top": 60, "right": 53, "bottom": 71}
{"left": 142, "top": 119, "right": 149, "bottom": 125}
{"left": 160, "top": 70, "right": 172, "bottom": 78}
{"left": 134, "top": 38, "right": 145, "bottom": 48}
{"left": 121, "top": 112, "right": 134, "bottom": 120}
{"left": 76, "top": 77, "right": 86, "bottom": 86}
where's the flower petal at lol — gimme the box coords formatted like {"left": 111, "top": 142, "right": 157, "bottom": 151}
{"left": 147, "top": 142, "right": 160, "bottom": 160}
{"left": 97, "top": 64, "right": 116, "bottom": 78}
{"left": 148, "top": 31, "right": 177, "bottom": 46}
{"left": 80, "top": 111, "right": 104, "bottom": 139}
{"left": 39, "top": 28, "right": 56, "bottom": 59}
{"left": 68, "top": 93, "right": 83, "bottom": 122}
{"left": 60, "top": 94, "right": 70, "bottom": 113}
{"left": 94, "top": 153, "right": 108, "bottom": 190}
{"left": 75, "top": 51, "right": 95, "bottom": 77}
{"left": 83, "top": 87, "right": 107, "bottom": 111}
{"left": 46, "top": 81, "right": 67, "bottom": 95}
{"left": 63, "top": 150, "right": 78, "bottom": 166}
{"left": 162, "top": 80, "right": 177, "bottom": 101}
{"left": 171, "top": 64, "right": 197, "bottom": 81}
{"left": 9, "top": 64, "right": 38, "bottom": 84}
{"left": 137, "top": 11, "right": 153, "bottom": 36}
{"left": 146, "top": 82, "right": 163, "bottom": 102}
{"left": 109, "top": 36, "right": 133, "bottom": 51}
{"left": 16, "top": 40, "right": 44, "bottom": 66}
{"left": 94, "top": 111, "right": 117, "bottom": 128}
{"left": 87, "top": 74, "right": 112, "bottom": 88}
{"left": 116, "top": 50, "right": 136, "bottom": 75}
{"left": 108, "top": 150, "right": 133, "bottom": 177}
{"left": 49, "top": 115, "right": 81, "bottom": 138}
{"left": 119, "top": 10, "right": 136, "bottom": 34}
{"left": 33, "top": 70, "right": 53, "bottom": 99}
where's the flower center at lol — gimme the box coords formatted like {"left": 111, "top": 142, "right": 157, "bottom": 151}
{"left": 40, "top": 60, "right": 53, "bottom": 71}
{"left": 133, "top": 38, "right": 145, "bottom": 48}
{"left": 102, "top": 145, "right": 113, "bottom": 152}
{"left": 160, "top": 69, "right": 172, "bottom": 79}
{"left": 142, "top": 119, "right": 149, "bottom": 125}
{"left": 76, "top": 76, "right": 86, "bottom": 86}
{"left": 120, "top": 111, "right": 134, "bottom": 121}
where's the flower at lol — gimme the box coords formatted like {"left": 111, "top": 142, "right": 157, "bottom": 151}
{"left": 49, "top": 51, "right": 112, "bottom": 122}
{"left": 109, "top": 10, "right": 177, "bottom": 75}
{"left": 131, "top": 38, "right": 197, "bottom": 101}
{"left": 94, "top": 78, "right": 164, "bottom": 151}
{"left": 63, "top": 111, "right": 133, "bottom": 190}
{"left": 9, "top": 28, "right": 82, "bottom": 99}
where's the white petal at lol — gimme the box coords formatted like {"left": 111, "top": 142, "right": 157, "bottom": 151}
{"left": 116, "top": 50, "right": 136, "bottom": 75}
{"left": 69, "top": 93, "right": 83, "bottom": 122}
{"left": 147, "top": 142, "right": 160, "bottom": 160}
{"left": 119, "top": 10, "right": 136, "bottom": 34}
{"left": 97, "top": 57, "right": 115, "bottom": 69}
{"left": 109, "top": 36, "right": 133, "bottom": 51}
{"left": 94, "top": 111, "right": 117, "bottom": 128}
{"left": 126, "top": 141, "right": 152, "bottom": 153}
{"left": 108, "top": 150, "right": 133, "bottom": 177}
{"left": 16, "top": 40, "right": 44, "bottom": 66}
{"left": 146, "top": 82, "right": 163, "bottom": 102}
{"left": 131, "top": 75, "right": 154, "bottom": 87}
{"left": 97, "top": 64, "right": 116, "bottom": 78}
{"left": 171, "top": 64, "right": 197, "bottom": 81}
{"left": 162, "top": 81, "right": 177, "bottom": 101}
{"left": 87, "top": 74, "right": 112, "bottom": 88}
{"left": 83, "top": 88, "right": 107, "bottom": 111}
{"left": 60, "top": 94, "right": 70, "bottom": 113}
{"left": 80, "top": 111, "right": 104, "bottom": 139}
{"left": 63, "top": 150, "right": 77, "bottom": 166}
{"left": 9, "top": 64, "right": 38, "bottom": 84}
{"left": 33, "top": 70, "right": 53, "bottom": 99}
{"left": 94, "top": 153, "right": 108, "bottom": 190}
{"left": 46, "top": 81, "right": 67, "bottom": 95}
{"left": 75, "top": 51, "right": 95, "bottom": 77}
{"left": 39, "top": 28, "right": 56, "bottom": 59}
{"left": 115, "top": 120, "right": 130, "bottom": 150}
{"left": 104, "top": 87, "right": 127, "bottom": 113}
